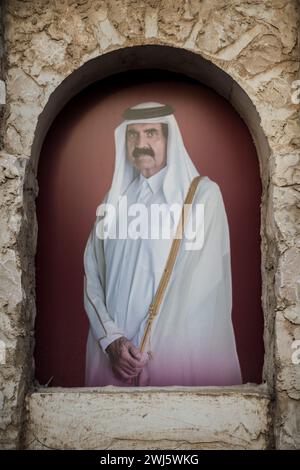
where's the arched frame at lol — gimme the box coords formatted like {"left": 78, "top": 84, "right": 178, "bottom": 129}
{"left": 29, "top": 46, "right": 273, "bottom": 447}
{"left": 1, "top": 30, "right": 299, "bottom": 448}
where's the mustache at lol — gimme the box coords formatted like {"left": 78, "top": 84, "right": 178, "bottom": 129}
{"left": 132, "top": 147, "right": 154, "bottom": 158}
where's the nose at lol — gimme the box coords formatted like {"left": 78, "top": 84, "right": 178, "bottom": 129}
{"left": 136, "top": 132, "right": 148, "bottom": 148}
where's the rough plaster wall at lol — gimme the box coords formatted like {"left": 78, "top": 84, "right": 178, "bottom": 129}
{"left": 25, "top": 387, "right": 271, "bottom": 450}
{"left": 0, "top": 3, "right": 6, "bottom": 151}
{"left": 0, "top": 0, "right": 299, "bottom": 449}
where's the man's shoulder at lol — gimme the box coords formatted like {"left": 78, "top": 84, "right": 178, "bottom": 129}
{"left": 95, "top": 190, "right": 109, "bottom": 215}
{"left": 193, "top": 175, "right": 222, "bottom": 203}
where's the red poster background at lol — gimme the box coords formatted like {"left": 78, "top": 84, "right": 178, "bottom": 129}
{"left": 35, "top": 70, "right": 264, "bottom": 386}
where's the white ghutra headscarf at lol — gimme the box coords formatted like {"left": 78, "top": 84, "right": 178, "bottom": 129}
{"left": 105, "top": 102, "right": 199, "bottom": 210}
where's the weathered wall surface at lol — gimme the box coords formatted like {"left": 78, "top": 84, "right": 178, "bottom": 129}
{"left": 0, "top": 0, "right": 299, "bottom": 449}
{"left": 25, "top": 387, "right": 271, "bottom": 450}
{"left": 0, "top": 2, "right": 5, "bottom": 109}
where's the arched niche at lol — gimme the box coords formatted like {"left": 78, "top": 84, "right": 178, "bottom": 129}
{"left": 30, "top": 46, "right": 270, "bottom": 387}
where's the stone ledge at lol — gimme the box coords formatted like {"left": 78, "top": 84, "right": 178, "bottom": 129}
{"left": 24, "top": 385, "right": 272, "bottom": 450}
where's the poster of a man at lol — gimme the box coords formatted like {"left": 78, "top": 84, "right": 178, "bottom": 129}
{"left": 83, "top": 102, "right": 242, "bottom": 387}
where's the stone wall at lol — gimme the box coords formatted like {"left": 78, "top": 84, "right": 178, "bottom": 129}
{"left": 25, "top": 386, "right": 272, "bottom": 450}
{"left": 0, "top": 2, "right": 5, "bottom": 139}
{"left": 0, "top": 0, "right": 299, "bottom": 449}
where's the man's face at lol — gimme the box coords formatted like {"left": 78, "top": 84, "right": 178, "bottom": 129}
{"left": 126, "top": 123, "right": 167, "bottom": 178}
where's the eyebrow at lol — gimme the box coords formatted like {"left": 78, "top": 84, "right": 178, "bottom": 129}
{"left": 144, "top": 127, "right": 159, "bottom": 133}
{"left": 127, "top": 127, "right": 159, "bottom": 133}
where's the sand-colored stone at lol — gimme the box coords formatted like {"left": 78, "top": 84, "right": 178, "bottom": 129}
{"left": 25, "top": 387, "right": 271, "bottom": 450}
{"left": 0, "top": 0, "right": 299, "bottom": 450}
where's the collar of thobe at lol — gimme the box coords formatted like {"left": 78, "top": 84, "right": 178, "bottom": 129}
{"left": 138, "top": 166, "right": 167, "bottom": 195}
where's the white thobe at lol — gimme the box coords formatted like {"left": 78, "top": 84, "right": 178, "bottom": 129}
{"left": 99, "top": 165, "right": 173, "bottom": 352}
{"left": 84, "top": 170, "right": 242, "bottom": 387}
{"left": 101, "top": 165, "right": 173, "bottom": 353}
